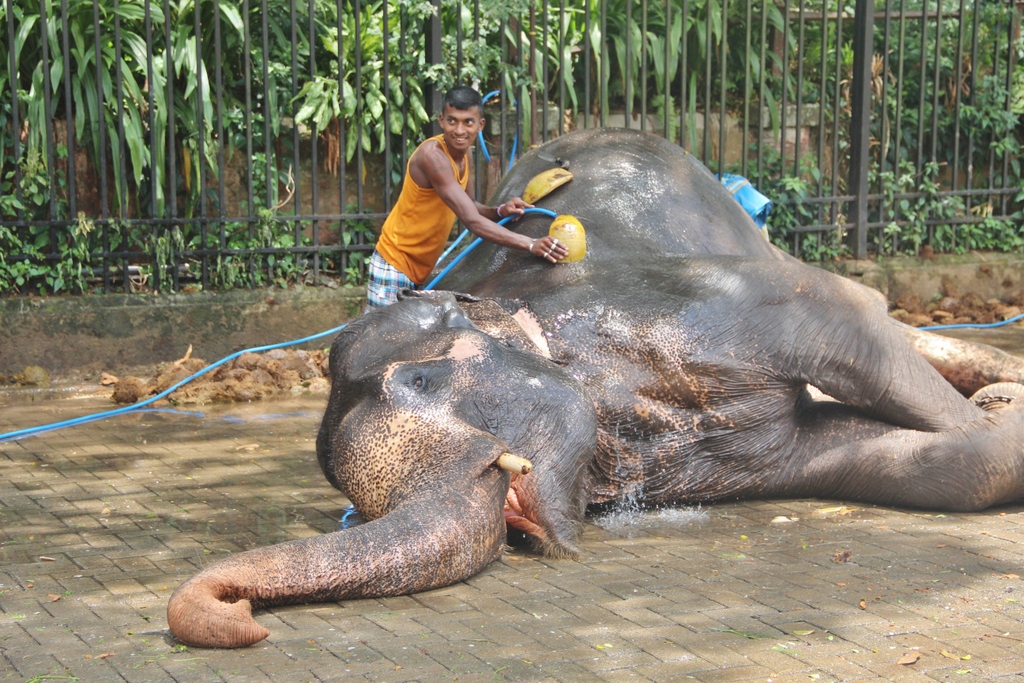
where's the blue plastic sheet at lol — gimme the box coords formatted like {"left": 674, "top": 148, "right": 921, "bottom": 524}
{"left": 719, "top": 173, "right": 772, "bottom": 231}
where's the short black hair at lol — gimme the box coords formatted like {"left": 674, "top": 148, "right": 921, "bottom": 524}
{"left": 442, "top": 86, "right": 483, "bottom": 115}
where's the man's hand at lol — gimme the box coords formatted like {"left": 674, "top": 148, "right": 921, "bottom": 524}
{"left": 528, "top": 235, "right": 569, "bottom": 263}
{"left": 495, "top": 197, "right": 534, "bottom": 221}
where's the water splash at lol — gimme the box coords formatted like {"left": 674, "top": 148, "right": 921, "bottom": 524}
{"left": 592, "top": 488, "right": 707, "bottom": 534}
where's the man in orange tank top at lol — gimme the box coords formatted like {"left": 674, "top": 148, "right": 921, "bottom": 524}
{"left": 368, "top": 86, "right": 568, "bottom": 308}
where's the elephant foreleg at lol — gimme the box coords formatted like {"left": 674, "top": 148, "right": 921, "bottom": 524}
{"left": 896, "top": 322, "right": 1024, "bottom": 396}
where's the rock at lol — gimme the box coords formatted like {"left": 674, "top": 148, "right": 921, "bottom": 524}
{"left": 13, "top": 366, "right": 50, "bottom": 387}
{"left": 894, "top": 292, "right": 922, "bottom": 314}
{"left": 112, "top": 377, "right": 150, "bottom": 404}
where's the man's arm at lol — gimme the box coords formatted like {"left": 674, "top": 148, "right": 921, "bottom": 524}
{"left": 413, "top": 143, "right": 568, "bottom": 262}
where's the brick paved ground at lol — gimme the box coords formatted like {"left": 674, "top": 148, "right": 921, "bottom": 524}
{"left": 2, "top": 382, "right": 1024, "bottom": 682}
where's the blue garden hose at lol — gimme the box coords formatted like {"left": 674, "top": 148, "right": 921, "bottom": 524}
{"left": 920, "top": 312, "right": 1024, "bottom": 331}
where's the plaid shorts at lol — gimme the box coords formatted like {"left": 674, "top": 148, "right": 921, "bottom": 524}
{"left": 366, "top": 250, "right": 415, "bottom": 309}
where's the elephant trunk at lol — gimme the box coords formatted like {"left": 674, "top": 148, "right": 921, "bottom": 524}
{"left": 167, "top": 479, "right": 507, "bottom": 648}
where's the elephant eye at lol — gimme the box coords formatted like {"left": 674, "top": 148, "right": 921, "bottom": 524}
{"left": 412, "top": 375, "right": 424, "bottom": 390}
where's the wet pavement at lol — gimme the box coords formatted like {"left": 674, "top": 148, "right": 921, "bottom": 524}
{"left": 3, "top": 330, "right": 1024, "bottom": 682}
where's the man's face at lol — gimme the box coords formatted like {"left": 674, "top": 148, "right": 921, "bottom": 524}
{"left": 439, "top": 104, "right": 484, "bottom": 155}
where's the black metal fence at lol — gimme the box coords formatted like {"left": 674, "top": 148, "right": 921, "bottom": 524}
{"left": 1, "top": 0, "right": 1021, "bottom": 294}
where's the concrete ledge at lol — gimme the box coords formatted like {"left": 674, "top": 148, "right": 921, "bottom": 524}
{"left": 4, "top": 251, "right": 1024, "bottom": 377}
{"left": 0, "top": 286, "right": 366, "bottom": 376}
{"left": 826, "top": 252, "right": 1024, "bottom": 301}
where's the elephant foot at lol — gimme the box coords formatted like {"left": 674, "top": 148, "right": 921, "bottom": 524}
{"left": 970, "top": 382, "right": 1024, "bottom": 412}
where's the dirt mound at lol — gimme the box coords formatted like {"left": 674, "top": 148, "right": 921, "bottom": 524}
{"left": 110, "top": 347, "right": 330, "bottom": 405}
{"left": 889, "top": 281, "right": 1024, "bottom": 328}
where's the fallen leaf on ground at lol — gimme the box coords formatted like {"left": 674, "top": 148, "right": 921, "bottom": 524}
{"left": 99, "top": 372, "right": 119, "bottom": 386}
{"left": 940, "top": 649, "right": 962, "bottom": 659}
{"left": 792, "top": 629, "right": 814, "bottom": 635}
{"left": 897, "top": 652, "right": 920, "bottom": 665}
{"left": 235, "top": 443, "right": 260, "bottom": 452}
{"left": 771, "top": 515, "right": 797, "bottom": 523}
{"left": 858, "top": 599, "right": 866, "bottom": 609}
{"left": 98, "top": 653, "right": 115, "bottom": 659}
{"left": 999, "top": 573, "right": 1020, "bottom": 579}
{"left": 47, "top": 594, "right": 61, "bottom": 602}
{"left": 39, "top": 556, "right": 55, "bottom": 562}
{"left": 833, "top": 550, "right": 851, "bottom": 563}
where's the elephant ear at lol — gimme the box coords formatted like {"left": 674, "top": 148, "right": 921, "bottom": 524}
{"left": 334, "top": 292, "right": 475, "bottom": 382}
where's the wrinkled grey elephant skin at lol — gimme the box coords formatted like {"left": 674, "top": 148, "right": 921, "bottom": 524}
{"left": 168, "top": 128, "right": 1024, "bottom": 648}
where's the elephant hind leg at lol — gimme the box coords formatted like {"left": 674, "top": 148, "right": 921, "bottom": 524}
{"left": 781, "top": 392, "right": 1024, "bottom": 511}
{"left": 897, "top": 323, "right": 1024, "bottom": 397}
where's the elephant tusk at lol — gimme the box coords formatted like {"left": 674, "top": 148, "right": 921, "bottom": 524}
{"left": 496, "top": 452, "right": 533, "bottom": 475}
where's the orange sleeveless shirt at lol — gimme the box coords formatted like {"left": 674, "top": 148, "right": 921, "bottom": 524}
{"left": 376, "top": 135, "right": 469, "bottom": 285}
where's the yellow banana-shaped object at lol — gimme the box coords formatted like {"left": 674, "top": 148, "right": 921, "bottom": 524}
{"left": 548, "top": 215, "right": 586, "bottom": 263}
{"left": 522, "top": 167, "right": 573, "bottom": 204}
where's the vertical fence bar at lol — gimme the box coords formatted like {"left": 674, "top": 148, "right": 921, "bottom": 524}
{"left": 114, "top": 0, "right": 130, "bottom": 291}
{"left": 681, "top": 0, "right": 688, "bottom": 148}
{"left": 625, "top": 0, "right": 632, "bottom": 128}
{"left": 93, "top": 0, "right": 110, "bottom": 291}
{"left": 529, "top": 3, "right": 537, "bottom": 146}
{"left": 929, "top": 0, "right": 942, "bottom": 167}
{"left": 915, "top": 7, "right": 927, "bottom": 174}
{"left": 559, "top": 0, "right": 566, "bottom": 137}
{"left": 756, "top": 0, "right": 766, "bottom": 179}
{"left": 243, "top": 0, "right": 255, "bottom": 285}
{"left": 951, "top": 0, "right": 966, "bottom": 202}
{"left": 468, "top": 1, "right": 476, "bottom": 196}
{"left": 816, "top": 0, "right": 828, "bottom": 214}
{"left": 600, "top": 0, "right": 607, "bottom": 125}
{"left": 793, "top": 0, "right": 804, "bottom": 175}
{"left": 640, "top": 0, "right": 647, "bottom": 131}
{"left": 584, "top": 0, "right": 591, "bottom": 129}
{"left": 423, "top": 0, "right": 442, "bottom": 137}
{"left": 6, "top": 0, "right": 23, "bottom": 225}
{"left": 965, "top": 0, "right": 979, "bottom": 216}
{"left": 307, "top": 0, "right": 318, "bottom": 281}
{"left": 879, "top": 0, "right": 892, "bottom": 250}
{"left": 60, "top": 0, "right": 76, "bottom": 224}
{"left": 163, "top": 0, "right": 178, "bottom": 290}
{"left": 847, "top": 0, "right": 874, "bottom": 260}
{"left": 261, "top": 0, "right": 271, "bottom": 217}
{"left": 288, "top": 0, "right": 301, "bottom": 274}
{"left": 354, "top": 0, "right": 365, "bottom": 212}
{"left": 702, "top": 0, "right": 711, "bottom": 161}
{"left": 144, "top": 0, "right": 159, "bottom": 290}
{"left": 337, "top": 0, "right": 349, "bottom": 281}
{"left": 542, "top": 0, "right": 549, "bottom": 142}
{"left": 829, "top": 6, "right": 842, "bottom": 230}
{"left": 214, "top": 0, "right": 227, "bottom": 261}
{"left": 195, "top": 0, "right": 209, "bottom": 288}
{"left": 717, "top": 0, "right": 727, "bottom": 173}
{"left": 893, "top": 0, "right": 906, "bottom": 183}
{"left": 1000, "top": 7, "right": 1015, "bottom": 216}
{"left": 456, "top": 0, "right": 463, "bottom": 75}
{"left": 779, "top": 0, "right": 789, "bottom": 178}
{"left": 986, "top": 6, "right": 1000, "bottom": 211}
{"left": 664, "top": 0, "right": 672, "bottom": 142}
{"left": 40, "top": 0, "right": 56, "bottom": 226}
{"left": 742, "top": 0, "right": 751, "bottom": 178}
{"left": 382, "top": 0, "right": 391, "bottom": 211}
{"left": 880, "top": 0, "right": 891, "bottom": 173}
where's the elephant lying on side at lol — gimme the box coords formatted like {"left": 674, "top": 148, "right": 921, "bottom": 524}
{"left": 168, "top": 128, "right": 1024, "bottom": 648}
